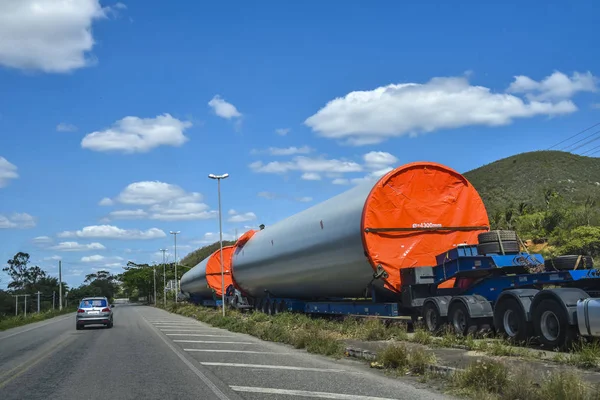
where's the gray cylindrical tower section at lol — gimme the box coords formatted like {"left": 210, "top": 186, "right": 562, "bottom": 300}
{"left": 179, "top": 257, "right": 212, "bottom": 298}
{"left": 231, "top": 181, "right": 376, "bottom": 299}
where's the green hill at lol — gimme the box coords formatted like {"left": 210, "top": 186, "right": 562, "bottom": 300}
{"left": 180, "top": 240, "right": 236, "bottom": 268}
{"left": 464, "top": 151, "right": 600, "bottom": 217}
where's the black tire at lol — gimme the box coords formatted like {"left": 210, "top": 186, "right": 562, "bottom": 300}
{"left": 477, "top": 240, "right": 520, "bottom": 255}
{"left": 478, "top": 230, "right": 518, "bottom": 244}
{"left": 448, "top": 302, "right": 478, "bottom": 336}
{"left": 422, "top": 302, "right": 446, "bottom": 334}
{"left": 532, "top": 298, "right": 577, "bottom": 350}
{"left": 544, "top": 255, "right": 594, "bottom": 271}
{"left": 493, "top": 298, "right": 531, "bottom": 343}
{"left": 76, "top": 324, "right": 82, "bottom": 331}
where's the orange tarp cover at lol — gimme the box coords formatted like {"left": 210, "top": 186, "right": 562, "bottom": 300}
{"left": 361, "top": 162, "right": 489, "bottom": 293}
{"left": 205, "top": 245, "right": 235, "bottom": 296}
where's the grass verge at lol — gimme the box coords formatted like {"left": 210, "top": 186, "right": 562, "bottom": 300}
{"left": 159, "top": 302, "right": 600, "bottom": 399}
{"left": 0, "top": 307, "right": 76, "bottom": 331}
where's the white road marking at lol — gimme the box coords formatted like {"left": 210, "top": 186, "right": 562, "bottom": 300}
{"left": 173, "top": 340, "right": 256, "bottom": 344}
{"left": 201, "top": 362, "right": 347, "bottom": 373}
{"left": 141, "top": 317, "right": 231, "bottom": 400}
{"left": 166, "top": 333, "right": 235, "bottom": 337}
{"left": 184, "top": 349, "right": 282, "bottom": 354}
{"left": 0, "top": 315, "right": 73, "bottom": 341}
{"left": 230, "top": 386, "right": 399, "bottom": 399}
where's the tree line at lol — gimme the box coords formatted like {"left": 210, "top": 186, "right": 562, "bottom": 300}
{"left": 489, "top": 189, "right": 600, "bottom": 258}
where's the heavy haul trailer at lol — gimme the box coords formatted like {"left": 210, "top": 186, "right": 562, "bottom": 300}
{"left": 180, "top": 161, "right": 600, "bottom": 349}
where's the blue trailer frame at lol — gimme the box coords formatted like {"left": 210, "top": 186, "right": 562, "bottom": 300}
{"left": 186, "top": 244, "right": 600, "bottom": 348}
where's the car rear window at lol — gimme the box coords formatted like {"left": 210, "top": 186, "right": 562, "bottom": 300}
{"left": 79, "top": 299, "right": 107, "bottom": 308}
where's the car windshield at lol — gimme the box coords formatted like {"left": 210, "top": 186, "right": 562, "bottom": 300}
{"left": 79, "top": 299, "right": 107, "bottom": 308}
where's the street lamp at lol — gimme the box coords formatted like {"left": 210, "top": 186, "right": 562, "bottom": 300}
{"left": 170, "top": 231, "right": 180, "bottom": 303}
{"left": 152, "top": 262, "right": 157, "bottom": 306}
{"left": 160, "top": 249, "right": 167, "bottom": 307}
{"left": 208, "top": 173, "right": 229, "bottom": 317}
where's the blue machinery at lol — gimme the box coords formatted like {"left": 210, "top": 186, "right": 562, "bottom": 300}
{"left": 190, "top": 245, "right": 600, "bottom": 349}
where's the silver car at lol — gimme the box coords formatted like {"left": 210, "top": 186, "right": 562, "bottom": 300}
{"left": 76, "top": 296, "right": 114, "bottom": 330}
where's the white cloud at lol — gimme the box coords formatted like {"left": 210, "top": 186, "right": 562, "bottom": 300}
{"left": 304, "top": 73, "right": 583, "bottom": 145}
{"left": 67, "top": 268, "right": 83, "bottom": 276}
{"left": 250, "top": 156, "right": 363, "bottom": 175}
{"left": 275, "top": 128, "right": 290, "bottom": 136}
{"left": 44, "top": 255, "right": 62, "bottom": 261}
{"left": 507, "top": 71, "right": 598, "bottom": 101}
{"left": 257, "top": 192, "right": 312, "bottom": 203}
{"left": 208, "top": 95, "right": 242, "bottom": 119}
{"left": 332, "top": 178, "right": 350, "bottom": 185}
{"left": 108, "top": 209, "right": 148, "bottom": 219}
{"left": 252, "top": 146, "right": 313, "bottom": 156}
{"left": 81, "top": 255, "right": 105, "bottom": 262}
{"left": 0, "top": 0, "right": 120, "bottom": 73}
{"left": 0, "top": 213, "right": 35, "bottom": 229}
{"left": 228, "top": 211, "right": 257, "bottom": 223}
{"left": 103, "top": 262, "right": 123, "bottom": 269}
{"left": 228, "top": 209, "right": 237, "bottom": 215}
{"left": 51, "top": 241, "right": 106, "bottom": 251}
{"left": 301, "top": 172, "right": 321, "bottom": 181}
{"left": 104, "top": 181, "right": 216, "bottom": 221}
{"left": 56, "top": 123, "right": 77, "bottom": 132}
{"left": 116, "top": 181, "right": 193, "bottom": 205}
{"left": 33, "top": 235, "right": 52, "bottom": 244}
{"left": 363, "top": 151, "right": 398, "bottom": 170}
{"left": 58, "top": 225, "right": 166, "bottom": 240}
{"left": 99, "top": 197, "right": 114, "bottom": 206}
{"left": 81, "top": 114, "right": 192, "bottom": 153}
{"left": 0, "top": 157, "right": 19, "bottom": 188}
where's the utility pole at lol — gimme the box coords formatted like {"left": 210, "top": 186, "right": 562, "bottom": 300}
{"left": 169, "top": 231, "right": 180, "bottom": 303}
{"left": 14, "top": 295, "right": 18, "bottom": 316}
{"left": 37, "top": 291, "right": 41, "bottom": 313}
{"left": 208, "top": 173, "right": 229, "bottom": 317}
{"left": 53, "top": 291, "right": 55, "bottom": 310}
{"left": 153, "top": 262, "right": 157, "bottom": 306}
{"left": 59, "top": 260, "right": 63, "bottom": 311}
{"left": 160, "top": 249, "right": 167, "bottom": 307}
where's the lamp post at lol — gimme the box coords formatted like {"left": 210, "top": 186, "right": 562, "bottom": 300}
{"left": 170, "top": 231, "right": 180, "bottom": 303}
{"left": 160, "top": 248, "right": 167, "bottom": 306}
{"left": 208, "top": 173, "right": 229, "bottom": 317}
{"left": 152, "top": 262, "right": 157, "bottom": 306}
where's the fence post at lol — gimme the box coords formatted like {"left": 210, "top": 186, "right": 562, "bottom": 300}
{"left": 37, "top": 291, "right": 41, "bottom": 313}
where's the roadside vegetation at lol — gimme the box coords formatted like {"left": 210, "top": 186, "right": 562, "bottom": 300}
{"left": 0, "top": 252, "right": 120, "bottom": 329}
{"left": 159, "top": 302, "right": 600, "bottom": 400}
{"left": 0, "top": 306, "right": 77, "bottom": 331}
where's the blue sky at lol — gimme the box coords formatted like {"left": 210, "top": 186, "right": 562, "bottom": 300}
{"left": 0, "top": 0, "right": 598, "bottom": 289}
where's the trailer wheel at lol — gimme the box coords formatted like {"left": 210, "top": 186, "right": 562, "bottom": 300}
{"left": 448, "top": 302, "right": 478, "bottom": 336}
{"left": 532, "top": 298, "right": 576, "bottom": 350}
{"left": 422, "top": 302, "right": 445, "bottom": 334}
{"left": 494, "top": 298, "right": 531, "bottom": 343}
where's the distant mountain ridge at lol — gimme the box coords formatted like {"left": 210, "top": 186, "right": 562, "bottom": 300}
{"left": 463, "top": 151, "right": 600, "bottom": 216}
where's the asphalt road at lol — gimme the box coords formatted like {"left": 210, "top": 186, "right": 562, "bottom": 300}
{"left": 0, "top": 304, "right": 451, "bottom": 400}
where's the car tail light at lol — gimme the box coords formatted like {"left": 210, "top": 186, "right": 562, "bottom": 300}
{"left": 101, "top": 307, "right": 110, "bottom": 312}
{"left": 77, "top": 309, "right": 85, "bottom": 313}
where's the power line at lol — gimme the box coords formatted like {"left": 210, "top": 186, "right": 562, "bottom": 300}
{"left": 561, "top": 129, "right": 600, "bottom": 151}
{"left": 547, "top": 121, "right": 600, "bottom": 150}
{"left": 567, "top": 135, "right": 600, "bottom": 153}
{"left": 580, "top": 143, "right": 600, "bottom": 156}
